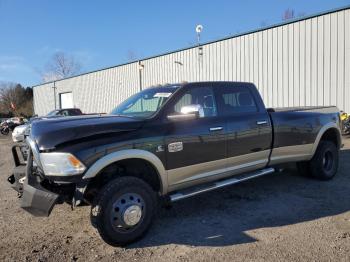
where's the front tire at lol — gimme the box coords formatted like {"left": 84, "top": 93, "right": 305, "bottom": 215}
{"left": 91, "top": 177, "right": 157, "bottom": 246}
{"left": 297, "top": 141, "right": 339, "bottom": 180}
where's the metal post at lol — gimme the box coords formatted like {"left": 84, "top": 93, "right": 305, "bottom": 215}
{"left": 53, "top": 81, "right": 57, "bottom": 110}
{"left": 138, "top": 61, "right": 143, "bottom": 92}
{"left": 138, "top": 61, "right": 144, "bottom": 111}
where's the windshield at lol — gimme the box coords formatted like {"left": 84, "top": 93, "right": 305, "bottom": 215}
{"left": 110, "top": 87, "right": 178, "bottom": 118}
{"left": 47, "top": 110, "right": 58, "bottom": 116}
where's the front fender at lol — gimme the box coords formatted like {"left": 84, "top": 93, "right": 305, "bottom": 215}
{"left": 82, "top": 149, "right": 168, "bottom": 194}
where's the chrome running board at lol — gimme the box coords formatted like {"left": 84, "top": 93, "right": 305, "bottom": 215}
{"left": 169, "top": 167, "right": 275, "bottom": 202}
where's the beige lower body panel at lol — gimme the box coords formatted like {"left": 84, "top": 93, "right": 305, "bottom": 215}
{"left": 269, "top": 144, "right": 313, "bottom": 165}
{"left": 167, "top": 150, "right": 269, "bottom": 192}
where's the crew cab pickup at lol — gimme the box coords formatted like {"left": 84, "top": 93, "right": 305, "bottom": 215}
{"left": 8, "top": 82, "right": 342, "bottom": 246}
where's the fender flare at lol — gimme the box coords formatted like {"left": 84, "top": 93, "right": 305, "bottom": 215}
{"left": 311, "top": 122, "right": 342, "bottom": 157}
{"left": 82, "top": 149, "right": 168, "bottom": 194}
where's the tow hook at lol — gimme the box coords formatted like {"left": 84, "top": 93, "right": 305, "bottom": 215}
{"left": 7, "top": 175, "right": 15, "bottom": 184}
{"left": 8, "top": 174, "right": 25, "bottom": 198}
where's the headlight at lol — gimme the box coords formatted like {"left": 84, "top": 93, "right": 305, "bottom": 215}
{"left": 40, "top": 152, "right": 86, "bottom": 176}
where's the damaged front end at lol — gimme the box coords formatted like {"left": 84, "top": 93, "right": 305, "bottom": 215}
{"left": 8, "top": 138, "right": 85, "bottom": 217}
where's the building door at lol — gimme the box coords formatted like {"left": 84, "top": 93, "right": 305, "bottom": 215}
{"left": 60, "top": 92, "right": 74, "bottom": 109}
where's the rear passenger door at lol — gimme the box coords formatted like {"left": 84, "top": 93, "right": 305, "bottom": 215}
{"left": 214, "top": 83, "right": 272, "bottom": 173}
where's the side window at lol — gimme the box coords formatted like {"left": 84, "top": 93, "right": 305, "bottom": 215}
{"left": 173, "top": 86, "right": 217, "bottom": 118}
{"left": 216, "top": 86, "right": 258, "bottom": 115}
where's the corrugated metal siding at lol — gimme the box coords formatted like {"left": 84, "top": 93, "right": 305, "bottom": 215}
{"left": 33, "top": 8, "right": 350, "bottom": 115}
{"left": 34, "top": 62, "right": 139, "bottom": 115}
{"left": 33, "top": 83, "right": 55, "bottom": 116}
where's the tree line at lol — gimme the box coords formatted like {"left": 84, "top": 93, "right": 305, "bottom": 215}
{"left": 0, "top": 82, "right": 33, "bottom": 118}
{"left": 0, "top": 51, "right": 82, "bottom": 119}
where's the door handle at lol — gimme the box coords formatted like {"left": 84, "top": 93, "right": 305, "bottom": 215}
{"left": 209, "top": 126, "right": 223, "bottom": 132}
{"left": 256, "top": 120, "right": 268, "bottom": 125}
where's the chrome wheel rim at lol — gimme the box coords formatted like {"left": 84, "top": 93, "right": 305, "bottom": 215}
{"left": 110, "top": 193, "right": 145, "bottom": 232}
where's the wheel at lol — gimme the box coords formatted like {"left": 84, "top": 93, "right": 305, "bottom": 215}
{"left": 298, "top": 141, "right": 339, "bottom": 180}
{"left": 1, "top": 128, "right": 9, "bottom": 135}
{"left": 310, "top": 141, "right": 339, "bottom": 180}
{"left": 91, "top": 177, "right": 157, "bottom": 246}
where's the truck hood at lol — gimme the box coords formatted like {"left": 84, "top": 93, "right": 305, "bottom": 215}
{"left": 30, "top": 115, "right": 144, "bottom": 150}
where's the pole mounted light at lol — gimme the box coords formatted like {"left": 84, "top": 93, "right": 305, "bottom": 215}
{"left": 196, "top": 25, "right": 204, "bottom": 57}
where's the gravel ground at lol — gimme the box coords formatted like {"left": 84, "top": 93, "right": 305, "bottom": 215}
{"left": 0, "top": 135, "right": 349, "bottom": 262}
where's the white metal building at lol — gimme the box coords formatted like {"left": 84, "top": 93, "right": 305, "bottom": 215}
{"left": 33, "top": 6, "right": 350, "bottom": 115}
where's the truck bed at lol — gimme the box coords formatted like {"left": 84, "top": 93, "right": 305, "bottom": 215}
{"left": 268, "top": 106, "right": 338, "bottom": 113}
{"left": 267, "top": 105, "right": 341, "bottom": 165}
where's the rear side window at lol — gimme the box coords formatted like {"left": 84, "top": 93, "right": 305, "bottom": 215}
{"left": 216, "top": 86, "right": 258, "bottom": 115}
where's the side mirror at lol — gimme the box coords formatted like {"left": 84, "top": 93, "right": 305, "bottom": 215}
{"left": 167, "top": 104, "right": 203, "bottom": 122}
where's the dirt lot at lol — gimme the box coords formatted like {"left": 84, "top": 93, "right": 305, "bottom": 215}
{"left": 0, "top": 136, "right": 349, "bottom": 262}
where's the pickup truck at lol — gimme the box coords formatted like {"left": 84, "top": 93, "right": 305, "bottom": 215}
{"left": 8, "top": 82, "right": 342, "bottom": 246}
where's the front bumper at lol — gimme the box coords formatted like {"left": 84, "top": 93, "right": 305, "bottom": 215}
{"left": 8, "top": 140, "right": 87, "bottom": 216}
{"left": 20, "top": 174, "right": 59, "bottom": 217}
{"left": 8, "top": 142, "right": 60, "bottom": 217}
{"left": 8, "top": 165, "right": 59, "bottom": 217}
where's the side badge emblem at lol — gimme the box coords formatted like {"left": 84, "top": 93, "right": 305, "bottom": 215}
{"left": 156, "top": 145, "right": 165, "bottom": 152}
{"left": 168, "top": 142, "right": 183, "bottom": 153}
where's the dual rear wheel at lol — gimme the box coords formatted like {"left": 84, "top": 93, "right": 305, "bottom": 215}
{"left": 297, "top": 140, "right": 339, "bottom": 180}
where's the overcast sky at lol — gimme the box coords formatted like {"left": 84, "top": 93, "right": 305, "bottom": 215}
{"left": 0, "top": 0, "right": 349, "bottom": 87}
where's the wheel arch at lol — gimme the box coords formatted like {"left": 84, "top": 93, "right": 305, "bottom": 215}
{"left": 311, "top": 123, "right": 342, "bottom": 157}
{"left": 82, "top": 149, "right": 167, "bottom": 195}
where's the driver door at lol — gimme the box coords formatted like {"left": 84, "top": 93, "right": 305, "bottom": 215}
{"left": 164, "top": 84, "right": 227, "bottom": 190}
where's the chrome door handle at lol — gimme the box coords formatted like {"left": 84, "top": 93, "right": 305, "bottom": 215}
{"left": 209, "top": 127, "right": 223, "bottom": 131}
{"left": 256, "top": 120, "right": 268, "bottom": 125}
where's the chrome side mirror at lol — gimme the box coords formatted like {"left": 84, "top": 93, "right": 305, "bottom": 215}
{"left": 167, "top": 104, "right": 203, "bottom": 122}
{"left": 180, "top": 104, "right": 204, "bottom": 117}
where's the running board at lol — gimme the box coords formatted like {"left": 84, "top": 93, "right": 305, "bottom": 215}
{"left": 169, "top": 167, "right": 275, "bottom": 202}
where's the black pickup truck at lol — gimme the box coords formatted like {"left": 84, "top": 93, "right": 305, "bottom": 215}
{"left": 8, "top": 82, "right": 342, "bottom": 246}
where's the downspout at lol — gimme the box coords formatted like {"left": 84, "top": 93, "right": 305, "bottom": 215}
{"left": 53, "top": 81, "right": 57, "bottom": 110}
{"left": 138, "top": 61, "right": 144, "bottom": 111}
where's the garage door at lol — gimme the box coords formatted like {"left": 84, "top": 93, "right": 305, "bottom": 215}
{"left": 60, "top": 92, "right": 74, "bottom": 109}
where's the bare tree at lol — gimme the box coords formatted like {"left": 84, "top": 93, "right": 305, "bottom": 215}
{"left": 41, "top": 51, "right": 81, "bottom": 82}
{"left": 282, "top": 8, "right": 295, "bottom": 21}
{"left": 0, "top": 82, "right": 33, "bottom": 117}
